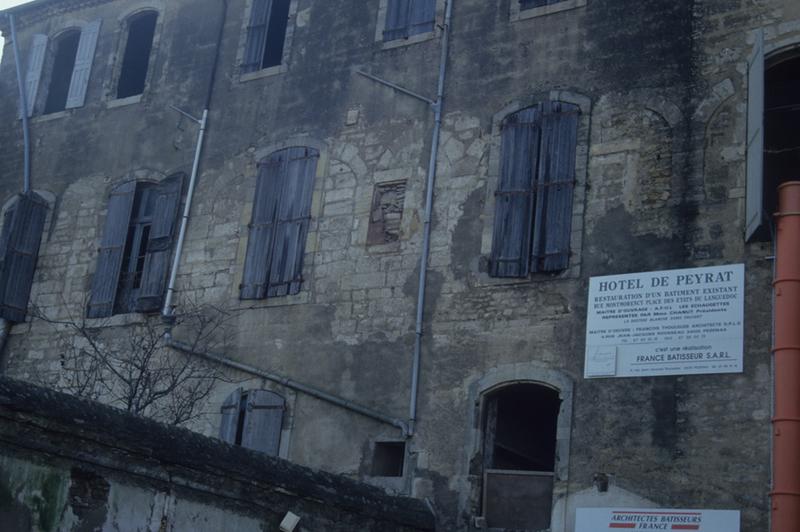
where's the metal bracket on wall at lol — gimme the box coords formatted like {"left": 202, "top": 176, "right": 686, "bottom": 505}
{"left": 355, "top": 70, "right": 437, "bottom": 107}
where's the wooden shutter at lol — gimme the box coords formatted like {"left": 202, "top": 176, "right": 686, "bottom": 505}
{"left": 65, "top": 19, "right": 102, "bottom": 110}
{"left": 532, "top": 101, "right": 578, "bottom": 272}
{"left": 87, "top": 181, "right": 135, "bottom": 318}
{"left": 409, "top": 0, "right": 435, "bottom": 37}
{"left": 265, "top": 147, "right": 318, "bottom": 297}
{"left": 745, "top": 29, "right": 765, "bottom": 242}
{"left": 0, "top": 194, "right": 48, "bottom": 323}
{"left": 136, "top": 174, "right": 184, "bottom": 313}
{"left": 240, "top": 157, "right": 284, "bottom": 299}
{"left": 242, "top": 0, "right": 272, "bottom": 72}
{"left": 21, "top": 34, "right": 48, "bottom": 118}
{"left": 219, "top": 388, "right": 242, "bottom": 444}
{"left": 384, "top": 0, "right": 411, "bottom": 41}
{"left": 241, "top": 389, "right": 284, "bottom": 456}
{"left": 490, "top": 106, "right": 540, "bottom": 278}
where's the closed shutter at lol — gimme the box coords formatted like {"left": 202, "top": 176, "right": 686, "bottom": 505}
{"left": 21, "top": 34, "right": 48, "bottom": 118}
{"left": 490, "top": 106, "right": 540, "bottom": 278}
{"left": 384, "top": 0, "right": 411, "bottom": 41}
{"left": 532, "top": 101, "right": 578, "bottom": 272}
{"left": 240, "top": 158, "right": 284, "bottom": 299}
{"left": 409, "top": 0, "right": 435, "bottom": 37}
{"left": 65, "top": 19, "right": 102, "bottom": 110}
{"left": 241, "top": 389, "right": 284, "bottom": 456}
{"left": 242, "top": 0, "right": 272, "bottom": 72}
{"left": 265, "top": 147, "right": 318, "bottom": 297}
{"left": 0, "top": 193, "right": 48, "bottom": 323}
{"left": 745, "top": 29, "right": 765, "bottom": 242}
{"left": 219, "top": 388, "right": 242, "bottom": 443}
{"left": 88, "top": 181, "right": 135, "bottom": 318}
{"left": 136, "top": 174, "right": 184, "bottom": 313}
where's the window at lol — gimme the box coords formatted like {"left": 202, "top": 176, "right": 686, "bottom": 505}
{"left": 21, "top": 21, "right": 101, "bottom": 117}
{"left": 116, "top": 11, "right": 158, "bottom": 99}
{"left": 242, "top": 0, "right": 292, "bottom": 73}
{"left": 745, "top": 32, "right": 800, "bottom": 242}
{"left": 520, "top": 0, "right": 565, "bottom": 9}
{"left": 512, "top": 0, "right": 587, "bottom": 20}
{"left": 219, "top": 389, "right": 285, "bottom": 455}
{"left": 371, "top": 442, "right": 406, "bottom": 477}
{"left": 481, "top": 384, "right": 560, "bottom": 530}
{"left": 0, "top": 193, "right": 48, "bottom": 323}
{"left": 383, "top": 0, "right": 435, "bottom": 42}
{"left": 367, "top": 181, "right": 406, "bottom": 245}
{"left": 489, "top": 101, "right": 579, "bottom": 277}
{"left": 87, "top": 174, "right": 183, "bottom": 318}
{"left": 240, "top": 147, "right": 318, "bottom": 300}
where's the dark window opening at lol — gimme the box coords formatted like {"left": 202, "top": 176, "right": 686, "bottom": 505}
{"left": 234, "top": 392, "right": 249, "bottom": 446}
{"left": 242, "top": 0, "right": 290, "bottom": 73}
{"left": 763, "top": 55, "right": 800, "bottom": 240}
{"left": 482, "top": 383, "right": 560, "bottom": 530}
{"left": 114, "top": 184, "right": 155, "bottom": 315}
{"left": 44, "top": 31, "right": 81, "bottom": 114}
{"left": 520, "top": 0, "right": 566, "bottom": 9}
{"left": 263, "top": 0, "right": 290, "bottom": 69}
{"left": 371, "top": 442, "right": 406, "bottom": 477}
{"left": 367, "top": 181, "right": 406, "bottom": 245}
{"left": 117, "top": 11, "right": 158, "bottom": 99}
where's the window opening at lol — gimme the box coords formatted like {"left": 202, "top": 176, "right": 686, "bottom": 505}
{"left": 383, "top": 0, "right": 435, "bottom": 42}
{"left": 115, "top": 184, "right": 155, "bottom": 314}
{"left": 44, "top": 31, "right": 81, "bottom": 114}
{"left": 762, "top": 55, "right": 800, "bottom": 240}
{"left": 117, "top": 11, "right": 158, "bottom": 99}
{"left": 371, "top": 442, "right": 406, "bottom": 477}
{"left": 520, "top": 0, "right": 562, "bottom": 9}
{"left": 482, "top": 383, "right": 560, "bottom": 530}
{"left": 243, "top": 0, "right": 291, "bottom": 73}
{"left": 234, "top": 392, "right": 249, "bottom": 446}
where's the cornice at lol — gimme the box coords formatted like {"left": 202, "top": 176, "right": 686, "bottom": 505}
{"left": 1, "top": 0, "right": 118, "bottom": 34}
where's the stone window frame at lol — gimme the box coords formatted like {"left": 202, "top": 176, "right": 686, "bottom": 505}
{"left": 478, "top": 90, "right": 591, "bottom": 285}
{"left": 374, "top": 0, "right": 446, "bottom": 51}
{"left": 235, "top": 0, "right": 300, "bottom": 83}
{"left": 464, "top": 363, "right": 574, "bottom": 532}
{"left": 103, "top": 2, "right": 166, "bottom": 109}
{"left": 510, "top": 0, "right": 588, "bottom": 22}
{"left": 231, "top": 137, "right": 328, "bottom": 308}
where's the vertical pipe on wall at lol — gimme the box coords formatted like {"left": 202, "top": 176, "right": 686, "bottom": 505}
{"left": 771, "top": 181, "right": 800, "bottom": 532}
{"left": 408, "top": 0, "right": 453, "bottom": 438}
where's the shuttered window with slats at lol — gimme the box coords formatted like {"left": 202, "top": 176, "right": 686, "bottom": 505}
{"left": 490, "top": 101, "right": 579, "bottom": 278}
{"left": 242, "top": 0, "right": 292, "bottom": 73}
{"left": 383, "top": 0, "right": 436, "bottom": 42}
{"left": 219, "top": 388, "right": 285, "bottom": 456}
{"left": 240, "top": 147, "right": 318, "bottom": 300}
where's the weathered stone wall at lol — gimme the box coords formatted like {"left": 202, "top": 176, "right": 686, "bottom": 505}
{"left": 0, "top": 377, "right": 435, "bottom": 532}
{"left": 0, "top": 0, "right": 795, "bottom": 530}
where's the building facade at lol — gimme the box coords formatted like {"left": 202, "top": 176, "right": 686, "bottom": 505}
{"left": 1, "top": 0, "right": 797, "bottom": 530}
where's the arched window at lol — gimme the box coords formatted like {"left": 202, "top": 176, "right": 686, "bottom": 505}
{"left": 481, "top": 383, "right": 561, "bottom": 530}
{"left": 43, "top": 30, "right": 81, "bottom": 114}
{"left": 219, "top": 389, "right": 285, "bottom": 456}
{"left": 240, "top": 146, "right": 319, "bottom": 300}
{"left": 116, "top": 11, "right": 158, "bottom": 99}
{"left": 88, "top": 174, "right": 184, "bottom": 318}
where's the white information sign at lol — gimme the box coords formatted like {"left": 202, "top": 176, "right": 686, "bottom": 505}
{"left": 575, "top": 508, "right": 740, "bottom": 531}
{"left": 585, "top": 264, "right": 744, "bottom": 379}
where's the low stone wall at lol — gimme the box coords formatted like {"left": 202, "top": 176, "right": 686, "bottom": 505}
{"left": 0, "top": 377, "right": 435, "bottom": 532}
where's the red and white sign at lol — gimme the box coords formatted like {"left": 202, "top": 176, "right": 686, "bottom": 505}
{"left": 575, "top": 508, "right": 740, "bottom": 531}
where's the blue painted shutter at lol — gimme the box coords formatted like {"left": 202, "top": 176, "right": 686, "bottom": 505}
{"left": 532, "top": 101, "right": 578, "bottom": 272}
{"left": 745, "top": 29, "right": 764, "bottom": 242}
{"left": 409, "top": 0, "right": 435, "bottom": 37}
{"left": 88, "top": 181, "right": 135, "bottom": 318}
{"left": 66, "top": 19, "right": 102, "bottom": 109}
{"left": 136, "top": 174, "right": 184, "bottom": 312}
{"left": 241, "top": 157, "right": 284, "bottom": 299}
{"left": 21, "top": 34, "right": 48, "bottom": 118}
{"left": 242, "top": 0, "right": 272, "bottom": 72}
{"left": 219, "top": 388, "right": 242, "bottom": 443}
{"left": 384, "top": 0, "right": 411, "bottom": 41}
{"left": 265, "top": 147, "right": 318, "bottom": 297}
{"left": 241, "top": 389, "right": 284, "bottom": 456}
{"left": 490, "top": 106, "right": 540, "bottom": 278}
{"left": 0, "top": 193, "right": 48, "bottom": 323}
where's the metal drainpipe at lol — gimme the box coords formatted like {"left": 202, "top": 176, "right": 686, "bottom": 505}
{"left": 0, "top": 13, "right": 33, "bottom": 367}
{"left": 162, "top": 0, "right": 227, "bottom": 319}
{"left": 771, "top": 181, "right": 800, "bottom": 532}
{"left": 408, "top": 0, "right": 453, "bottom": 438}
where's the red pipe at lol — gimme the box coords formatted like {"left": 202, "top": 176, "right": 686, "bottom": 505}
{"left": 771, "top": 181, "right": 800, "bottom": 532}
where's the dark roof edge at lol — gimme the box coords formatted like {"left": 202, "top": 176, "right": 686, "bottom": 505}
{"left": 0, "top": 0, "right": 116, "bottom": 34}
